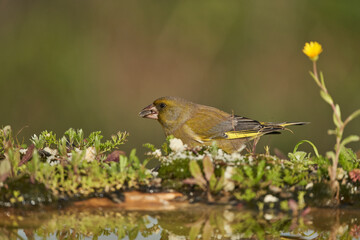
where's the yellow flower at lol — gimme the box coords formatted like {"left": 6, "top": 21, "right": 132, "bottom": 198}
{"left": 303, "top": 41, "right": 323, "bottom": 61}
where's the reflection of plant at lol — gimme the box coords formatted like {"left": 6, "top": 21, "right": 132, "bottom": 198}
{"left": 303, "top": 41, "right": 360, "bottom": 202}
{"left": 3, "top": 199, "right": 360, "bottom": 240}
{"left": 0, "top": 207, "right": 294, "bottom": 240}
{"left": 35, "top": 210, "right": 154, "bottom": 240}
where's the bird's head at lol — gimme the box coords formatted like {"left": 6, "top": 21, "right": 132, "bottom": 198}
{"left": 139, "top": 96, "right": 194, "bottom": 131}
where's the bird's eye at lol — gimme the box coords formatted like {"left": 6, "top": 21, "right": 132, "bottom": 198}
{"left": 159, "top": 103, "right": 166, "bottom": 109}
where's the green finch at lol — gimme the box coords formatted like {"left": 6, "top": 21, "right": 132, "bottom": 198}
{"left": 139, "top": 96, "right": 307, "bottom": 153}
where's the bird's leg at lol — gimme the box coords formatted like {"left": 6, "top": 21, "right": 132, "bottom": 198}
{"left": 252, "top": 137, "right": 260, "bottom": 156}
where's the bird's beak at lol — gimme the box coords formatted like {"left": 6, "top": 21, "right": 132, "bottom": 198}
{"left": 139, "top": 104, "right": 158, "bottom": 120}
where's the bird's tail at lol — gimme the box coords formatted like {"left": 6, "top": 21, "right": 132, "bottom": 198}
{"left": 224, "top": 121, "right": 309, "bottom": 140}
{"left": 260, "top": 122, "right": 309, "bottom": 135}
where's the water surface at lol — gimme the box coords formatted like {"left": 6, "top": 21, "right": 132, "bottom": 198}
{"left": 1, "top": 205, "right": 360, "bottom": 239}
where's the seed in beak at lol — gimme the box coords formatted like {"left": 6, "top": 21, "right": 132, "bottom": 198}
{"left": 139, "top": 104, "right": 159, "bottom": 120}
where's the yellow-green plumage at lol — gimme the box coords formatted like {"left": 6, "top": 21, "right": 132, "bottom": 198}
{"left": 139, "top": 96, "right": 307, "bottom": 153}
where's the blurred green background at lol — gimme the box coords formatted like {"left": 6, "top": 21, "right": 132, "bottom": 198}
{"left": 1, "top": 1, "right": 360, "bottom": 157}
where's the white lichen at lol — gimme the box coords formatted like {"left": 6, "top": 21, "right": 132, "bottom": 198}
{"left": 44, "top": 147, "right": 58, "bottom": 156}
{"left": 224, "top": 166, "right": 235, "bottom": 192}
{"left": 264, "top": 194, "right": 279, "bottom": 203}
{"left": 153, "top": 149, "right": 162, "bottom": 158}
{"left": 85, "top": 147, "right": 97, "bottom": 162}
{"left": 169, "top": 138, "right": 185, "bottom": 152}
{"left": 337, "top": 168, "right": 346, "bottom": 180}
{"left": 19, "top": 149, "right": 27, "bottom": 155}
{"left": 264, "top": 213, "right": 275, "bottom": 220}
{"left": 223, "top": 210, "right": 235, "bottom": 222}
{"left": 305, "top": 182, "right": 314, "bottom": 190}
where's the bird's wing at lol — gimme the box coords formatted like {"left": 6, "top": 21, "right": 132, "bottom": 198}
{"left": 184, "top": 109, "right": 265, "bottom": 141}
{"left": 208, "top": 115, "right": 266, "bottom": 140}
{"left": 219, "top": 116, "right": 305, "bottom": 140}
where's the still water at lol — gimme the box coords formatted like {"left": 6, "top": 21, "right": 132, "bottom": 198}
{"left": 1, "top": 204, "right": 360, "bottom": 240}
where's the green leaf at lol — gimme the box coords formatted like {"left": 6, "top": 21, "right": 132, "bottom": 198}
{"left": 0, "top": 158, "right": 11, "bottom": 182}
{"left": 239, "top": 188, "right": 256, "bottom": 201}
{"left": 189, "top": 160, "right": 202, "bottom": 177}
{"left": 265, "top": 165, "right": 283, "bottom": 186}
{"left": 189, "top": 160, "right": 206, "bottom": 189}
{"left": 58, "top": 136, "right": 67, "bottom": 156}
{"left": 326, "top": 151, "right": 336, "bottom": 161}
{"left": 255, "top": 160, "right": 266, "bottom": 182}
{"left": 320, "top": 71, "right": 326, "bottom": 88}
{"left": 129, "top": 149, "right": 136, "bottom": 162}
{"left": 339, "top": 147, "right": 358, "bottom": 171}
{"left": 320, "top": 90, "right": 333, "bottom": 105}
{"left": 202, "top": 221, "right": 212, "bottom": 240}
{"left": 189, "top": 223, "right": 202, "bottom": 240}
{"left": 119, "top": 155, "right": 127, "bottom": 172}
{"left": 209, "top": 174, "right": 217, "bottom": 191}
{"left": 309, "top": 71, "right": 321, "bottom": 87}
{"left": 243, "top": 165, "right": 254, "bottom": 182}
{"left": 128, "top": 227, "right": 139, "bottom": 240}
{"left": 335, "top": 104, "right": 341, "bottom": 120}
{"left": 327, "top": 129, "right": 337, "bottom": 135}
{"left": 298, "top": 191, "right": 306, "bottom": 210}
{"left": 231, "top": 168, "right": 244, "bottom": 183}
{"left": 76, "top": 129, "right": 84, "bottom": 146}
{"left": 288, "top": 151, "right": 307, "bottom": 161}
{"left": 94, "top": 135, "right": 101, "bottom": 153}
{"left": 333, "top": 104, "right": 342, "bottom": 128}
{"left": 280, "top": 200, "right": 289, "bottom": 211}
{"left": 65, "top": 128, "right": 76, "bottom": 145}
{"left": 202, "top": 156, "right": 214, "bottom": 181}
{"left": 340, "top": 135, "right": 360, "bottom": 149}
{"left": 28, "top": 150, "right": 40, "bottom": 179}
{"left": 143, "top": 143, "right": 156, "bottom": 152}
{"left": 292, "top": 140, "right": 319, "bottom": 158}
{"left": 347, "top": 109, "right": 360, "bottom": 122}
{"left": 214, "top": 169, "right": 225, "bottom": 192}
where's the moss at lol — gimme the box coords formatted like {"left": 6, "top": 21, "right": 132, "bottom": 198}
{"left": 0, "top": 175, "right": 55, "bottom": 207}
{"left": 158, "top": 158, "right": 192, "bottom": 180}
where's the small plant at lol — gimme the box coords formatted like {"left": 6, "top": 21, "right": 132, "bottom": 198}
{"left": 183, "top": 156, "right": 225, "bottom": 202}
{"left": 303, "top": 41, "right": 360, "bottom": 202}
{"left": 147, "top": 137, "right": 319, "bottom": 206}
{"left": 0, "top": 127, "right": 151, "bottom": 206}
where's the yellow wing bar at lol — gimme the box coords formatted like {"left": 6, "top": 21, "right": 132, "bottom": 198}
{"left": 225, "top": 131, "right": 262, "bottom": 139}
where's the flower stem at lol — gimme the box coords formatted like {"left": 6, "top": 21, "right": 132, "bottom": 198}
{"left": 313, "top": 61, "right": 319, "bottom": 80}
{"left": 312, "top": 60, "right": 342, "bottom": 202}
{"left": 312, "top": 61, "right": 342, "bottom": 127}
{"left": 312, "top": 61, "right": 322, "bottom": 88}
